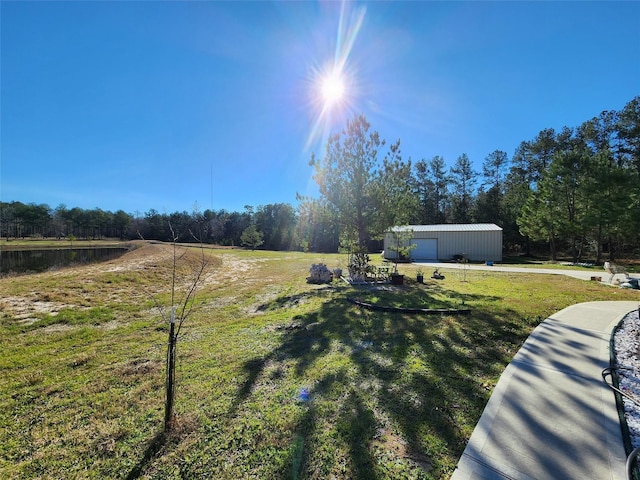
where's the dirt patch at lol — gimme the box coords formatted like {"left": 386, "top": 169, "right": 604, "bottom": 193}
{"left": 0, "top": 296, "right": 77, "bottom": 323}
{"left": 203, "top": 255, "right": 264, "bottom": 285}
{"left": 41, "top": 323, "right": 76, "bottom": 334}
{"left": 98, "top": 320, "right": 121, "bottom": 330}
{"left": 119, "top": 358, "right": 162, "bottom": 376}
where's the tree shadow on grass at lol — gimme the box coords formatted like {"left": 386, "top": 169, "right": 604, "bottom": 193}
{"left": 268, "top": 366, "right": 379, "bottom": 480}
{"left": 229, "top": 286, "right": 533, "bottom": 478}
{"left": 253, "top": 288, "right": 333, "bottom": 313}
{"left": 125, "top": 430, "right": 166, "bottom": 480}
{"left": 125, "top": 414, "right": 200, "bottom": 479}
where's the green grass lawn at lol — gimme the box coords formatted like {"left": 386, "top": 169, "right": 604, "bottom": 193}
{"left": 1, "top": 244, "right": 638, "bottom": 479}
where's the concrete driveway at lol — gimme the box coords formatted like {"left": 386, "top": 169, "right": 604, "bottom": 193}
{"left": 413, "top": 261, "right": 624, "bottom": 283}
{"left": 450, "top": 301, "right": 638, "bottom": 479}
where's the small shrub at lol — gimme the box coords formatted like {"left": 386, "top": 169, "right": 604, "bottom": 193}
{"left": 348, "top": 249, "right": 373, "bottom": 282}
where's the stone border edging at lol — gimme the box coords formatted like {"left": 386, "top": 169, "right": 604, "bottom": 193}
{"left": 608, "top": 316, "right": 636, "bottom": 460}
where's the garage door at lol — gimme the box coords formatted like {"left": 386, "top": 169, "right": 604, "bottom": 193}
{"left": 412, "top": 239, "right": 438, "bottom": 260}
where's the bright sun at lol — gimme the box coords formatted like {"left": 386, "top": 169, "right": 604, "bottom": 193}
{"left": 321, "top": 72, "right": 345, "bottom": 107}
{"left": 304, "top": 3, "right": 366, "bottom": 149}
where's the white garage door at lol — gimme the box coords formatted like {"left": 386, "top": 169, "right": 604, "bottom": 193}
{"left": 412, "top": 239, "right": 438, "bottom": 260}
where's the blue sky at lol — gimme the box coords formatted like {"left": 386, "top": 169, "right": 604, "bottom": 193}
{"left": 2, "top": 1, "right": 639, "bottom": 215}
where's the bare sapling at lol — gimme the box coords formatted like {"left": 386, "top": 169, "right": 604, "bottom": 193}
{"left": 157, "top": 222, "right": 211, "bottom": 432}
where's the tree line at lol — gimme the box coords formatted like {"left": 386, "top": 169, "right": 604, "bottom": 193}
{"left": 0, "top": 202, "right": 298, "bottom": 251}
{"left": 2, "top": 95, "right": 638, "bottom": 261}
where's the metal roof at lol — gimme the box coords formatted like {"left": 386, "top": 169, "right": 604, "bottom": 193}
{"left": 390, "top": 223, "right": 502, "bottom": 232}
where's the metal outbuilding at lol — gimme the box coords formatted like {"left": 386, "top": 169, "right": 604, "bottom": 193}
{"left": 384, "top": 224, "right": 503, "bottom": 262}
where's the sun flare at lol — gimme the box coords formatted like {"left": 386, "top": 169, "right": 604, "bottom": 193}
{"left": 321, "top": 72, "right": 345, "bottom": 107}
{"left": 303, "top": 3, "right": 366, "bottom": 150}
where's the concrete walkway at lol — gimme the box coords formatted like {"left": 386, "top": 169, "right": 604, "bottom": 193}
{"left": 451, "top": 301, "right": 639, "bottom": 480}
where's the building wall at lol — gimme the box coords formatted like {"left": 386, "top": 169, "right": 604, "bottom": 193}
{"left": 384, "top": 225, "right": 503, "bottom": 262}
{"left": 419, "top": 230, "right": 502, "bottom": 262}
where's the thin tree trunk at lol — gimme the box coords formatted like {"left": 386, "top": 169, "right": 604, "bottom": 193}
{"left": 165, "top": 307, "right": 176, "bottom": 432}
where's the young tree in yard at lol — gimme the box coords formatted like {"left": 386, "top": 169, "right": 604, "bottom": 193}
{"left": 310, "top": 114, "right": 387, "bottom": 249}
{"left": 159, "top": 223, "right": 211, "bottom": 432}
{"left": 386, "top": 226, "right": 416, "bottom": 274}
{"left": 240, "top": 224, "right": 264, "bottom": 250}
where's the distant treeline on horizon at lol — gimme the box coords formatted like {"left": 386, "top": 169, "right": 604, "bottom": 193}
{"left": 2, "top": 95, "right": 639, "bottom": 261}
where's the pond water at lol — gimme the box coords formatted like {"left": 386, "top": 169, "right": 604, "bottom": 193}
{"left": 0, "top": 247, "right": 129, "bottom": 275}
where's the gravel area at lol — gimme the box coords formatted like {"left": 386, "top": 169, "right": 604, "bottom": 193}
{"left": 613, "top": 307, "right": 640, "bottom": 448}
